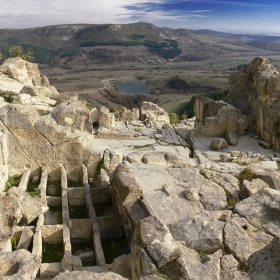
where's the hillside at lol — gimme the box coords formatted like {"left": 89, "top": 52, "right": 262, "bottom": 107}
{"left": 1, "top": 22, "right": 279, "bottom": 69}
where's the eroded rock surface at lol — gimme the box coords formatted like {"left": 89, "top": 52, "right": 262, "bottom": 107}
{"left": 0, "top": 249, "right": 41, "bottom": 279}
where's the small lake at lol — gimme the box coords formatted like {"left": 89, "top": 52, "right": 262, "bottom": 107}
{"left": 114, "top": 81, "right": 150, "bottom": 95}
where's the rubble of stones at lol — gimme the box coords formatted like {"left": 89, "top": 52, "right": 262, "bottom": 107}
{"left": 0, "top": 57, "right": 280, "bottom": 280}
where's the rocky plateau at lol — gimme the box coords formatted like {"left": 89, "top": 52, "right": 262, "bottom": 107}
{"left": 0, "top": 57, "right": 280, "bottom": 280}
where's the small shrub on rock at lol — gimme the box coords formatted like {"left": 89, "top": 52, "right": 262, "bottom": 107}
{"left": 169, "top": 113, "right": 179, "bottom": 124}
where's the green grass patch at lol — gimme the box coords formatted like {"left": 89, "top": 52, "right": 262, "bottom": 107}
{"left": 46, "top": 181, "right": 62, "bottom": 196}
{"left": 169, "top": 112, "right": 179, "bottom": 124}
{"left": 5, "top": 175, "right": 22, "bottom": 192}
{"left": 237, "top": 168, "right": 258, "bottom": 200}
{"left": 27, "top": 180, "right": 40, "bottom": 191}
{"left": 101, "top": 236, "right": 130, "bottom": 264}
{"left": 28, "top": 191, "right": 40, "bottom": 198}
{"left": 86, "top": 102, "right": 94, "bottom": 110}
{"left": 69, "top": 205, "right": 89, "bottom": 219}
{"left": 42, "top": 243, "right": 64, "bottom": 263}
{"left": 236, "top": 168, "right": 258, "bottom": 185}
{"left": 11, "top": 235, "right": 20, "bottom": 251}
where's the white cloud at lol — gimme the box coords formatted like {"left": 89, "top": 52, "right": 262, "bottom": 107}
{"left": 0, "top": 0, "right": 210, "bottom": 29}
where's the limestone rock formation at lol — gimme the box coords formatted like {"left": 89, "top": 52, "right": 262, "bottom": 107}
{"left": 0, "top": 103, "right": 101, "bottom": 180}
{"left": 0, "top": 57, "right": 58, "bottom": 100}
{"left": 227, "top": 57, "right": 280, "bottom": 150}
{"left": 7, "top": 187, "right": 48, "bottom": 225}
{"left": 140, "top": 101, "right": 170, "bottom": 127}
{"left": 210, "top": 138, "right": 229, "bottom": 150}
{"left": 0, "top": 249, "right": 41, "bottom": 279}
{"left": 193, "top": 95, "right": 247, "bottom": 137}
{"left": 1, "top": 56, "right": 280, "bottom": 279}
{"left": 51, "top": 100, "right": 93, "bottom": 133}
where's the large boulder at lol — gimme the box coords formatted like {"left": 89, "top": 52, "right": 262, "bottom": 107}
{"left": 0, "top": 57, "right": 40, "bottom": 86}
{"left": 226, "top": 57, "right": 280, "bottom": 148}
{"left": 0, "top": 249, "right": 41, "bottom": 279}
{"left": 225, "top": 127, "right": 238, "bottom": 145}
{"left": 140, "top": 102, "right": 170, "bottom": 127}
{"left": 51, "top": 100, "right": 92, "bottom": 133}
{"left": 234, "top": 188, "right": 280, "bottom": 227}
{"left": 210, "top": 138, "right": 228, "bottom": 150}
{"left": 7, "top": 187, "right": 48, "bottom": 225}
{"left": 0, "top": 57, "right": 59, "bottom": 100}
{"left": 0, "top": 103, "right": 101, "bottom": 181}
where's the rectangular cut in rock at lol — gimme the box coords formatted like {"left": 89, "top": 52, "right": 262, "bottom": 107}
{"left": 69, "top": 219, "right": 92, "bottom": 240}
{"left": 41, "top": 225, "right": 63, "bottom": 244}
{"left": 67, "top": 188, "right": 86, "bottom": 206}
{"left": 97, "top": 215, "right": 124, "bottom": 239}
{"left": 18, "top": 228, "right": 34, "bottom": 250}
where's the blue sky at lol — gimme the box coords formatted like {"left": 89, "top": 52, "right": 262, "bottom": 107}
{"left": 1, "top": 0, "right": 280, "bottom": 35}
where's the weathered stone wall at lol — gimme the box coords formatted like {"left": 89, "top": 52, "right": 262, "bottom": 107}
{"left": 193, "top": 96, "right": 248, "bottom": 137}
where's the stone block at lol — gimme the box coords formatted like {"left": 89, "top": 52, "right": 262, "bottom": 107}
{"left": 40, "top": 263, "right": 62, "bottom": 278}
{"left": 18, "top": 228, "right": 34, "bottom": 250}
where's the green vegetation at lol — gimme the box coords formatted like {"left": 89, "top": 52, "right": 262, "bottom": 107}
{"left": 247, "top": 41, "right": 267, "bottom": 50}
{"left": 86, "top": 102, "right": 94, "bottom": 110}
{"left": 167, "top": 75, "right": 190, "bottom": 90}
{"left": 237, "top": 168, "right": 258, "bottom": 200}
{"left": 60, "top": 48, "right": 83, "bottom": 58}
{"left": 9, "top": 46, "right": 34, "bottom": 61}
{"left": 42, "top": 243, "right": 64, "bottom": 263}
{"left": 109, "top": 106, "right": 117, "bottom": 113}
{"left": 184, "top": 90, "right": 228, "bottom": 118}
{"left": 236, "top": 168, "right": 258, "bottom": 184}
{"left": 128, "top": 34, "right": 146, "bottom": 41}
{"left": 169, "top": 112, "right": 179, "bottom": 124}
{"left": 11, "top": 235, "right": 20, "bottom": 251}
{"left": 69, "top": 205, "right": 89, "bottom": 219}
{"left": 101, "top": 236, "right": 130, "bottom": 264}
{"left": 81, "top": 39, "right": 182, "bottom": 59}
{"left": 5, "top": 175, "right": 22, "bottom": 192}
{"left": 28, "top": 191, "right": 40, "bottom": 198}
{"left": 21, "top": 44, "right": 58, "bottom": 64}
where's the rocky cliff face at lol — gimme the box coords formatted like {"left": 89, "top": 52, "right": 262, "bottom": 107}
{"left": 0, "top": 57, "right": 100, "bottom": 181}
{"left": 227, "top": 57, "right": 280, "bottom": 149}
